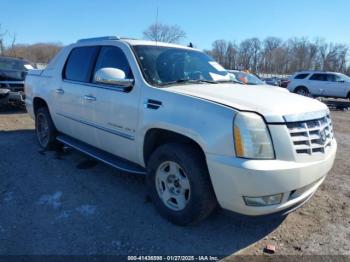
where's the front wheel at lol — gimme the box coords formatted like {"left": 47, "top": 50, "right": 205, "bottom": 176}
{"left": 146, "top": 143, "right": 217, "bottom": 226}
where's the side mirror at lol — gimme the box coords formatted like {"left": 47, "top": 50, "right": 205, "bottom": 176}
{"left": 94, "top": 67, "right": 134, "bottom": 88}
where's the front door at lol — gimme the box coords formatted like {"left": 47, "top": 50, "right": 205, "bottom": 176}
{"left": 87, "top": 45, "right": 141, "bottom": 163}
{"left": 325, "top": 74, "right": 346, "bottom": 98}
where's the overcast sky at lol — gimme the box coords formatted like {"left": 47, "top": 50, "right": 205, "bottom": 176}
{"left": 1, "top": 0, "right": 350, "bottom": 49}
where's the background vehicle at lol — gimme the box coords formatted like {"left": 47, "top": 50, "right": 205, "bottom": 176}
{"left": 228, "top": 70, "right": 265, "bottom": 85}
{"left": 25, "top": 36, "right": 336, "bottom": 225}
{"left": 0, "top": 56, "right": 35, "bottom": 105}
{"left": 288, "top": 71, "right": 350, "bottom": 99}
{"left": 280, "top": 77, "right": 291, "bottom": 88}
{"left": 263, "top": 77, "right": 281, "bottom": 86}
{"left": 228, "top": 71, "right": 288, "bottom": 93}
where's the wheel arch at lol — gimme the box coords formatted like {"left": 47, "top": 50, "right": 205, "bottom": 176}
{"left": 143, "top": 128, "right": 207, "bottom": 167}
{"left": 294, "top": 85, "right": 309, "bottom": 93}
{"left": 33, "top": 97, "right": 49, "bottom": 116}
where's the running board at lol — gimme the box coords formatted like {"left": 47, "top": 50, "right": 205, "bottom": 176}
{"left": 56, "top": 135, "right": 146, "bottom": 175}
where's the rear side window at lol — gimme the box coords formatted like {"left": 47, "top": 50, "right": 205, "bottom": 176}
{"left": 64, "top": 46, "right": 99, "bottom": 82}
{"left": 94, "top": 46, "right": 133, "bottom": 78}
{"left": 309, "top": 74, "right": 327, "bottom": 81}
{"left": 326, "top": 74, "right": 342, "bottom": 82}
{"left": 294, "top": 73, "right": 309, "bottom": 79}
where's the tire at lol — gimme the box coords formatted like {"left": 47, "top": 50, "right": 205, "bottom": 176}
{"left": 35, "top": 107, "right": 59, "bottom": 150}
{"left": 146, "top": 143, "right": 217, "bottom": 226}
{"left": 295, "top": 87, "right": 310, "bottom": 97}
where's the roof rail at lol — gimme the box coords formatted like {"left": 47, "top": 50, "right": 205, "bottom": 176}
{"left": 77, "top": 36, "right": 120, "bottom": 43}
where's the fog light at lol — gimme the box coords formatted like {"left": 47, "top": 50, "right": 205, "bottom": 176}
{"left": 243, "top": 194, "right": 283, "bottom": 207}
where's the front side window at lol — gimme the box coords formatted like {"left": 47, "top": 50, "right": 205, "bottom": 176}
{"left": 329, "top": 74, "right": 346, "bottom": 82}
{"left": 133, "top": 45, "right": 230, "bottom": 86}
{"left": 94, "top": 46, "right": 133, "bottom": 79}
{"left": 326, "top": 74, "right": 337, "bottom": 82}
{"left": 64, "top": 46, "right": 99, "bottom": 82}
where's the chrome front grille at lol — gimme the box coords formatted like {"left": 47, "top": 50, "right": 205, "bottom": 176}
{"left": 287, "top": 115, "right": 333, "bottom": 155}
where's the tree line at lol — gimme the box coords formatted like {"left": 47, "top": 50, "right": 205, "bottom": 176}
{"left": 1, "top": 22, "right": 349, "bottom": 75}
{"left": 205, "top": 37, "right": 350, "bottom": 75}
{"left": 3, "top": 43, "right": 62, "bottom": 64}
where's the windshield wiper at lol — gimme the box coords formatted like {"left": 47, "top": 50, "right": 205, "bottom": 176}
{"left": 159, "top": 79, "right": 218, "bottom": 86}
{"left": 215, "top": 79, "right": 244, "bottom": 84}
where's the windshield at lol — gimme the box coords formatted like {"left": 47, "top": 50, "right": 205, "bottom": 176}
{"left": 233, "top": 72, "right": 265, "bottom": 85}
{"left": 133, "top": 45, "right": 231, "bottom": 86}
{"left": 0, "top": 58, "right": 34, "bottom": 71}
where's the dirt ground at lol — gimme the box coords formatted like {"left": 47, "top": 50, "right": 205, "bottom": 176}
{"left": 0, "top": 104, "right": 349, "bottom": 258}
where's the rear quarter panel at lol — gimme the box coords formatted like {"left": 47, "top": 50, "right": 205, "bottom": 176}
{"left": 25, "top": 47, "right": 69, "bottom": 123}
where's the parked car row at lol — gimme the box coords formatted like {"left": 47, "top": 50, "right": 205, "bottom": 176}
{"left": 227, "top": 69, "right": 350, "bottom": 101}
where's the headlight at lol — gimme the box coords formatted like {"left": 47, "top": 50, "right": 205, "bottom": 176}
{"left": 233, "top": 112, "right": 275, "bottom": 159}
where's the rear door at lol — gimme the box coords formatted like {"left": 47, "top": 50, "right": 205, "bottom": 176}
{"left": 308, "top": 73, "right": 327, "bottom": 96}
{"left": 53, "top": 46, "right": 100, "bottom": 141}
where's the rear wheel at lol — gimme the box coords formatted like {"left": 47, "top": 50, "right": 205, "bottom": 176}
{"left": 35, "top": 107, "right": 59, "bottom": 150}
{"left": 295, "top": 87, "right": 310, "bottom": 97}
{"left": 146, "top": 143, "right": 217, "bottom": 226}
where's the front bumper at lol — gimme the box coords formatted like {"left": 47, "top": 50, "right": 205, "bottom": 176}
{"left": 0, "top": 90, "right": 25, "bottom": 104}
{"left": 206, "top": 140, "right": 337, "bottom": 216}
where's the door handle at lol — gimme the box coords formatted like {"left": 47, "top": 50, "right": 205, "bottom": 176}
{"left": 55, "top": 89, "right": 64, "bottom": 94}
{"left": 83, "top": 95, "right": 96, "bottom": 101}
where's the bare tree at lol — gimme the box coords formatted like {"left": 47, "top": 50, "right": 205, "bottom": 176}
{"left": 143, "top": 23, "right": 186, "bottom": 43}
{"left": 5, "top": 33, "right": 17, "bottom": 57}
{"left": 261, "top": 37, "right": 282, "bottom": 73}
{"left": 0, "top": 24, "right": 8, "bottom": 55}
{"left": 238, "top": 39, "right": 253, "bottom": 70}
{"left": 226, "top": 41, "right": 237, "bottom": 69}
{"left": 211, "top": 40, "right": 228, "bottom": 67}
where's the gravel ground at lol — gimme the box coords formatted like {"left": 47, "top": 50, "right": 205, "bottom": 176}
{"left": 0, "top": 104, "right": 349, "bottom": 258}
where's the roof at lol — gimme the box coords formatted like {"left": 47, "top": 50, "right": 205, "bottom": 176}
{"left": 294, "top": 70, "right": 341, "bottom": 74}
{"left": 75, "top": 36, "right": 198, "bottom": 51}
{"left": 122, "top": 39, "right": 195, "bottom": 50}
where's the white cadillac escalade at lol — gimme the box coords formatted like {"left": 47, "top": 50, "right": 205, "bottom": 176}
{"left": 25, "top": 36, "right": 337, "bottom": 225}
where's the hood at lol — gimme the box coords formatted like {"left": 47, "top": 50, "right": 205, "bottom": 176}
{"left": 0, "top": 69, "right": 27, "bottom": 81}
{"left": 166, "top": 83, "right": 329, "bottom": 123}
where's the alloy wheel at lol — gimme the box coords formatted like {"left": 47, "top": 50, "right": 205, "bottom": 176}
{"left": 155, "top": 161, "right": 191, "bottom": 211}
